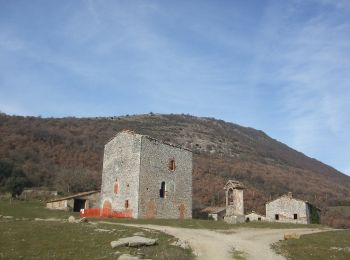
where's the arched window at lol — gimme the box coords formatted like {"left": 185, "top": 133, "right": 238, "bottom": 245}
{"left": 160, "top": 181, "right": 166, "bottom": 198}
{"left": 228, "top": 188, "right": 234, "bottom": 204}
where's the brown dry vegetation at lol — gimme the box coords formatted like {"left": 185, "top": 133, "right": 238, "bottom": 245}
{"left": 1, "top": 113, "right": 350, "bottom": 218}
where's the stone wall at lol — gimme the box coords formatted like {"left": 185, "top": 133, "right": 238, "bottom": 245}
{"left": 266, "top": 195, "right": 310, "bottom": 224}
{"left": 138, "top": 136, "right": 192, "bottom": 219}
{"left": 226, "top": 189, "right": 244, "bottom": 216}
{"left": 100, "top": 132, "right": 141, "bottom": 218}
{"left": 46, "top": 200, "right": 67, "bottom": 210}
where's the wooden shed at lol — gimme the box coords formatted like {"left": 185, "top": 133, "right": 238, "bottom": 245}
{"left": 46, "top": 191, "right": 100, "bottom": 212}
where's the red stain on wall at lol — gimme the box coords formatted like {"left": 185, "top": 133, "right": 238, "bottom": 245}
{"left": 102, "top": 200, "right": 112, "bottom": 216}
{"left": 145, "top": 199, "right": 157, "bottom": 219}
{"left": 178, "top": 204, "right": 185, "bottom": 219}
{"left": 114, "top": 182, "right": 119, "bottom": 194}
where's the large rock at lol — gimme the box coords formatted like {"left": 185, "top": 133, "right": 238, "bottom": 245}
{"left": 111, "top": 236, "right": 157, "bottom": 248}
{"left": 68, "top": 216, "right": 76, "bottom": 223}
{"left": 118, "top": 254, "right": 140, "bottom": 260}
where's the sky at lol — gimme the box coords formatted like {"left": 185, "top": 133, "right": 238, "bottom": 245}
{"left": 0, "top": 0, "right": 349, "bottom": 175}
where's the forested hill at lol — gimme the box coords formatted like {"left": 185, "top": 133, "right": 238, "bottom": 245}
{"left": 1, "top": 113, "right": 349, "bottom": 212}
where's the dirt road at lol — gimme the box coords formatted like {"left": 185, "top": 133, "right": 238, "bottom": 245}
{"left": 119, "top": 224, "right": 327, "bottom": 260}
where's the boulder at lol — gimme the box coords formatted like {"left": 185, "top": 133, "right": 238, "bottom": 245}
{"left": 118, "top": 254, "right": 140, "bottom": 260}
{"left": 68, "top": 216, "right": 76, "bottom": 223}
{"left": 111, "top": 236, "right": 157, "bottom": 248}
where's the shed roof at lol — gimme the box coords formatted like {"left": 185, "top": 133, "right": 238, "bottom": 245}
{"left": 224, "top": 180, "right": 245, "bottom": 190}
{"left": 200, "top": 206, "right": 226, "bottom": 214}
{"left": 47, "top": 191, "right": 99, "bottom": 203}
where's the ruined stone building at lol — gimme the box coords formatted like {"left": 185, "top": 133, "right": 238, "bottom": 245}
{"left": 46, "top": 191, "right": 100, "bottom": 212}
{"left": 224, "top": 180, "right": 245, "bottom": 224}
{"left": 100, "top": 130, "right": 192, "bottom": 219}
{"left": 266, "top": 192, "right": 321, "bottom": 224}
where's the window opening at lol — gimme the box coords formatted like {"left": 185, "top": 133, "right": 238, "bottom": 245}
{"left": 168, "top": 159, "right": 176, "bottom": 171}
{"left": 228, "top": 188, "right": 234, "bottom": 205}
{"left": 294, "top": 214, "right": 298, "bottom": 219}
{"left": 275, "top": 214, "right": 279, "bottom": 220}
{"left": 160, "top": 181, "right": 166, "bottom": 198}
{"left": 258, "top": 217, "right": 261, "bottom": 221}
{"left": 125, "top": 200, "right": 129, "bottom": 209}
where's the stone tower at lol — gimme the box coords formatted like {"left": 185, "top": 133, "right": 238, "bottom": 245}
{"left": 224, "top": 180, "right": 245, "bottom": 224}
{"left": 100, "top": 130, "right": 192, "bottom": 219}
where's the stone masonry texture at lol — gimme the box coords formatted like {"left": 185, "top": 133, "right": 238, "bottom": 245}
{"left": 100, "top": 131, "right": 192, "bottom": 219}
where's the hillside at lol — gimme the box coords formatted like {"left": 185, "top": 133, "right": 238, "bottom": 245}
{"left": 1, "top": 113, "right": 350, "bottom": 213}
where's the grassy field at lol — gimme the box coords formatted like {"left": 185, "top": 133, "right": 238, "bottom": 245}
{"left": 272, "top": 230, "right": 350, "bottom": 260}
{"left": 0, "top": 199, "right": 193, "bottom": 259}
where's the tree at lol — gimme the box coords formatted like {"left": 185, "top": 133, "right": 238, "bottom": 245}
{"left": 5, "top": 169, "right": 30, "bottom": 197}
{"left": 0, "top": 159, "right": 14, "bottom": 189}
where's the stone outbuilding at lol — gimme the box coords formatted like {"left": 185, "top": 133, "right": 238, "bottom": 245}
{"left": 245, "top": 211, "right": 266, "bottom": 222}
{"left": 224, "top": 180, "right": 245, "bottom": 224}
{"left": 200, "top": 206, "right": 226, "bottom": 221}
{"left": 100, "top": 130, "right": 192, "bottom": 219}
{"left": 266, "top": 192, "right": 321, "bottom": 224}
{"left": 46, "top": 191, "right": 100, "bottom": 212}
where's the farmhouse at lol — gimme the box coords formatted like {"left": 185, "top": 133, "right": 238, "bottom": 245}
{"left": 201, "top": 206, "right": 226, "bottom": 221}
{"left": 46, "top": 191, "right": 100, "bottom": 212}
{"left": 266, "top": 192, "right": 320, "bottom": 224}
{"left": 100, "top": 130, "right": 192, "bottom": 219}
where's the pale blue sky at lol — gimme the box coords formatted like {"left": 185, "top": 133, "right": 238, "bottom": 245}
{"left": 1, "top": 0, "right": 350, "bottom": 175}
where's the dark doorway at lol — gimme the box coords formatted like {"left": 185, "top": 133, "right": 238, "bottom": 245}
{"left": 73, "top": 199, "right": 86, "bottom": 212}
{"left": 275, "top": 214, "right": 279, "bottom": 220}
{"left": 246, "top": 217, "right": 250, "bottom": 222}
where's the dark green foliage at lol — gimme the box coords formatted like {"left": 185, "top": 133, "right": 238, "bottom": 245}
{"left": 0, "top": 159, "right": 13, "bottom": 186}
{"left": 309, "top": 203, "right": 321, "bottom": 224}
{"left": 5, "top": 169, "right": 31, "bottom": 197}
{"left": 0, "top": 159, "right": 31, "bottom": 197}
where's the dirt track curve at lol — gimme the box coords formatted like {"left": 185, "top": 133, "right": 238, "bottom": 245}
{"left": 118, "top": 224, "right": 329, "bottom": 260}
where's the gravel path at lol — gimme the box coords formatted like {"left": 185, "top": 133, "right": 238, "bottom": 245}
{"left": 116, "top": 224, "right": 329, "bottom": 260}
